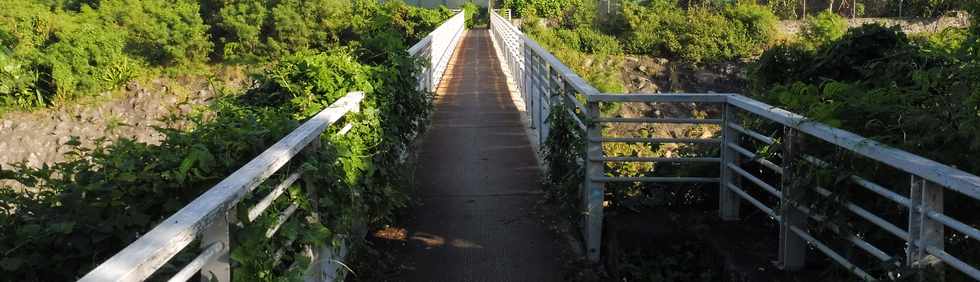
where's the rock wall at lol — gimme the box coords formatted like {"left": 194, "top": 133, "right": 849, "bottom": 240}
{"left": 0, "top": 77, "right": 220, "bottom": 168}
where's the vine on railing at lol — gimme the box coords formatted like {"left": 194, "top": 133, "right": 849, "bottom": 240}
{"left": 542, "top": 99, "right": 586, "bottom": 220}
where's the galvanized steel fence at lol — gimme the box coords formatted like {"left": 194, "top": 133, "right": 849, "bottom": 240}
{"left": 490, "top": 10, "right": 980, "bottom": 281}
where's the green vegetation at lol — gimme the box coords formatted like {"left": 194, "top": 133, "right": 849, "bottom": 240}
{"left": 751, "top": 23, "right": 980, "bottom": 173}
{"left": 0, "top": 0, "right": 453, "bottom": 111}
{"left": 462, "top": 1, "right": 488, "bottom": 28}
{"left": 0, "top": 0, "right": 213, "bottom": 109}
{"left": 500, "top": 0, "right": 582, "bottom": 19}
{"left": 621, "top": 1, "right": 779, "bottom": 64}
{"left": 0, "top": 0, "right": 451, "bottom": 280}
{"left": 800, "top": 11, "right": 849, "bottom": 49}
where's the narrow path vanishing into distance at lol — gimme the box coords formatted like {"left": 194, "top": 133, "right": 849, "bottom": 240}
{"left": 396, "top": 29, "right": 565, "bottom": 281}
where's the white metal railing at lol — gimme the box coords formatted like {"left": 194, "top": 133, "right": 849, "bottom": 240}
{"left": 490, "top": 10, "right": 980, "bottom": 281}
{"left": 81, "top": 13, "right": 468, "bottom": 282}
{"left": 79, "top": 92, "right": 364, "bottom": 282}
{"left": 409, "top": 11, "right": 466, "bottom": 92}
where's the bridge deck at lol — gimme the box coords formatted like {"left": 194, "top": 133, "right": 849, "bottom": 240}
{"left": 398, "top": 30, "right": 564, "bottom": 281}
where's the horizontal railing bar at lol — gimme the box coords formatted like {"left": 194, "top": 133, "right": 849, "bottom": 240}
{"left": 266, "top": 203, "right": 300, "bottom": 238}
{"left": 271, "top": 237, "right": 298, "bottom": 267}
{"left": 727, "top": 163, "right": 782, "bottom": 197}
{"left": 921, "top": 207, "right": 980, "bottom": 243}
{"left": 801, "top": 155, "right": 914, "bottom": 209}
{"left": 594, "top": 176, "right": 720, "bottom": 183}
{"left": 790, "top": 198, "right": 895, "bottom": 263}
{"left": 728, "top": 142, "right": 783, "bottom": 174}
{"left": 563, "top": 93, "right": 587, "bottom": 113}
{"left": 248, "top": 171, "right": 303, "bottom": 222}
{"left": 788, "top": 225, "right": 877, "bottom": 281}
{"left": 594, "top": 137, "right": 721, "bottom": 144}
{"left": 850, "top": 176, "right": 911, "bottom": 208}
{"left": 593, "top": 157, "right": 720, "bottom": 163}
{"left": 79, "top": 92, "right": 365, "bottom": 282}
{"left": 166, "top": 242, "right": 224, "bottom": 282}
{"left": 337, "top": 123, "right": 354, "bottom": 136}
{"left": 728, "top": 94, "right": 980, "bottom": 201}
{"left": 407, "top": 36, "right": 432, "bottom": 56}
{"left": 523, "top": 38, "right": 599, "bottom": 96}
{"left": 596, "top": 117, "right": 723, "bottom": 124}
{"left": 728, "top": 122, "right": 776, "bottom": 145}
{"left": 587, "top": 93, "right": 730, "bottom": 103}
{"left": 726, "top": 183, "right": 776, "bottom": 218}
{"left": 813, "top": 186, "right": 910, "bottom": 241}
{"left": 565, "top": 105, "right": 587, "bottom": 131}
{"left": 925, "top": 245, "right": 980, "bottom": 280}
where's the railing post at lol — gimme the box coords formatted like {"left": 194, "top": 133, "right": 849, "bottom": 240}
{"left": 302, "top": 140, "right": 322, "bottom": 223}
{"left": 583, "top": 100, "right": 605, "bottom": 262}
{"left": 719, "top": 103, "right": 740, "bottom": 220}
{"left": 909, "top": 176, "right": 945, "bottom": 280}
{"left": 778, "top": 127, "right": 806, "bottom": 271}
{"left": 200, "top": 211, "right": 233, "bottom": 282}
{"left": 300, "top": 138, "right": 324, "bottom": 281}
{"left": 522, "top": 42, "right": 530, "bottom": 105}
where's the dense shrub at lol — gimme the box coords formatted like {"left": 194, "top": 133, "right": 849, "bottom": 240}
{"left": 525, "top": 24, "right": 626, "bottom": 94}
{"left": 501, "top": 0, "right": 581, "bottom": 19}
{"left": 622, "top": 1, "right": 779, "bottom": 63}
{"left": 800, "top": 11, "right": 848, "bottom": 49}
{"left": 96, "top": 0, "right": 213, "bottom": 66}
{"left": 214, "top": 0, "right": 451, "bottom": 62}
{"left": 0, "top": 0, "right": 211, "bottom": 109}
{"left": 752, "top": 23, "right": 980, "bottom": 172}
{"left": 462, "top": 1, "right": 488, "bottom": 28}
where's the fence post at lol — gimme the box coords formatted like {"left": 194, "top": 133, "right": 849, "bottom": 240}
{"left": 299, "top": 138, "right": 323, "bottom": 281}
{"left": 778, "top": 127, "right": 806, "bottom": 271}
{"left": 583, "top": 100, "right": 605, "bottom": 263}
{"left": 909, "top": 176, "right": 945, "bottom": 280}
{"left": 719, "top": 103, "right": 740, "bottom": 221}
{"left": 200, "top": 211, "right": 233, "bottom": 282}
{"left": 522, "top": 43, "right": 531, "bottom": 106}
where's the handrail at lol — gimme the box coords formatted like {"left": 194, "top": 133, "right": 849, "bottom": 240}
{"left": 81, "top": 11, "right": 470, "bottom": 282}
{"left": 409, "top": 12, "right": 466, "bottom": 92}
{"left": 79, "top": 92, "right": 364, "bottom": 282}
{"left": 490, "top": 9, "right": 980, "bottom": 281}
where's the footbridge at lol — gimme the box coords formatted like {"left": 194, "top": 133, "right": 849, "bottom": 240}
{"left": 79, "top": 9, "right": 980, "bottom": 282}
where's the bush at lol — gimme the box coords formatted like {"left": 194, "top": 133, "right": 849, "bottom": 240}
{"left": 97, "top": 0, "right": 213, "bottom": 66}
{"left": 0, "top": 0, "right": 214, "bottom": 108}
{"left": 37, "top": 20, "right": 141, "bottom": 102}
{"left": 622, "top": 1, "right": 778, "bottom": 63}
{"left": 914, "top": 27, "right": 970, "bottom": 57}
{"left": 462, "top": 1, "right": 487, "bottom": 28}
{"left": 800, "top": 11, "right": 848, "bottom": 49}
{"left": 525, "top": 24, "right": 626, "bottom": 94}
{"left": 0, "top": 50, "right": 41, "bottom": 108}
{"left": 502, "top": 0, "right": 581, "bottom": 19}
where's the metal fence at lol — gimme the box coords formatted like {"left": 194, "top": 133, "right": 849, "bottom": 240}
{"left": 78, "top": 92, "right": 365, "bottom": 282}
{"left": 490, "top": 10, "right": 980, "bottom": 281}
{"left": 80, "top": 13, "right": 466, "bottom": 282}
{"left": 409, "top": 11, "right": 466, "bottom": 92}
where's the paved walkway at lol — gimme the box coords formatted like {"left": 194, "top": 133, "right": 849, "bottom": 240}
{"left": 398, "top": 30, "right": 563, "bottom": 281}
